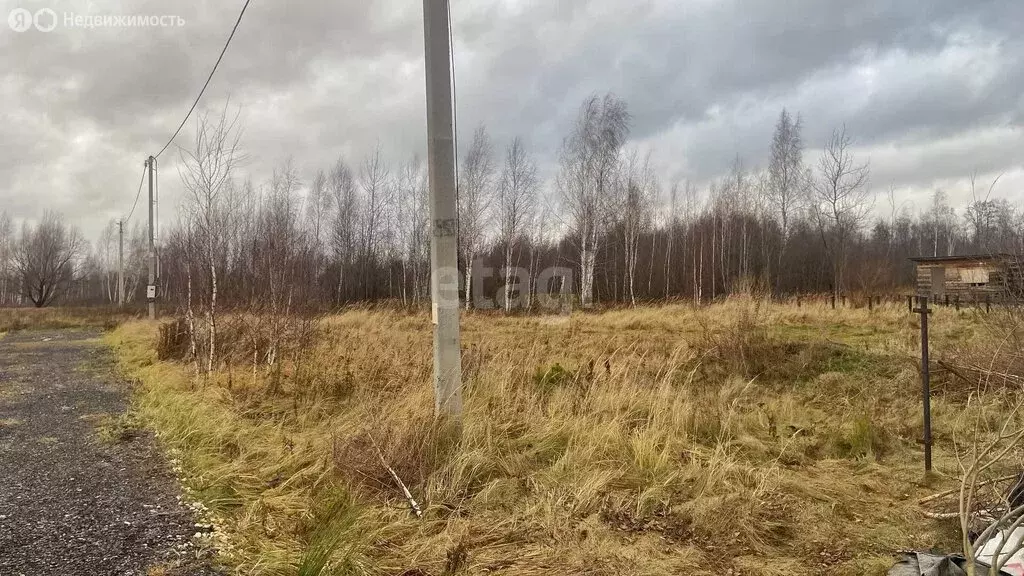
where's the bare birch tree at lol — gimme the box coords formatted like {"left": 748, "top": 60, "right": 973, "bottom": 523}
{"left": 558, "top": 93, "right": 630, "bottom": 307}
{"left": 927, "top": 190, "right": 959, "bottom": 257}
{"left": 306, "top": 169, "right": 332, "bottom": 256}
{"left": 257, "top": 159, "right": 305, "bottom": 390}
{"left": 497, "top": 136, "right": 537, "bottom": 312}
{"left": 458, "top": 125, "right": 496, "bottom": 309}
{"left": 358, "top": 145, "right": 392, "bottom": 300}
{"left": 96, "top": 220, "right": 118, "bottom": 304}
{"left": 621, "top": 150, "right": 656, "bottom": 307}
{"left": 123, "top": 223, "right": 148, "bottom": 303}
{"left": 813, "top": 125, "right": 871, "bottom": 297}
{"left": 766, "top": 108, "right": 807, "bottom": 290}
{"left": 396, "top": 156, "right": 430, "bottom": 305}
{"left": 526, "top": 191, "right": 555, "bottom": 311}
{"left": 663, "top": 181, "right": 680, "bottom": 298}
{"left": 0, "top": 211, "right": 12, "bottom": 304}
{"left": 179, "top": 107, "right": 244, "bottom": 373}
{"left": 329, "top": 158, "right": 358, "bottom": 303}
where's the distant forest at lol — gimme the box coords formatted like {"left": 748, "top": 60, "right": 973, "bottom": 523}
{"left": 0, "top": 95, "right": 1020, "bottom": 309}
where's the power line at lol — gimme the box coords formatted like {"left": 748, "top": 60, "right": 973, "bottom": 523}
{"left": 153, "top": 0, "right": 252, "bottom": 159}
{"left": 124, "top": 164, "right": 147, "bottom": 224}
{"left": 448, "top": 2, "right": 460, "bottom": 243}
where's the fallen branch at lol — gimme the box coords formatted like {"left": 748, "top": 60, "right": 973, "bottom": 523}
{"left": 961, "top": 362, "right": 1024, "bottom": 385}
{"left": 921, "top": 510, "right": 960, "bottom": 520}
{"left": 918, "top": 475, "right": 1018, "bottom": 506}
{"left": 368, "top": 433, "right": 423, "bottom": 519}
{"left": 937, "top": 359, "right": 977, "bottom": 387}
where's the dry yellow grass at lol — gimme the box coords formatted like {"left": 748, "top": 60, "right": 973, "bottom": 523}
{"left": 106, "top": 297, "right": 1011, "bottom": 575}
{"left": 0, "top": 306, "right": 138, "bottom": 333}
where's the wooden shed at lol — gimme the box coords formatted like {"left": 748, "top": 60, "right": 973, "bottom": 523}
{"left": 910, "top": 254, "right": 1023, "bottom": 300}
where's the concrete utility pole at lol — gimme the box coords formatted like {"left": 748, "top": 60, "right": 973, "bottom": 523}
{"left": 423, "top": 0, "right": 463, "bottom": 419}
{"left": 117, "top": 219, "right": 124, "bottom": 308}
{"left": 146, "top": 156, "right": 157, "bottom": 320}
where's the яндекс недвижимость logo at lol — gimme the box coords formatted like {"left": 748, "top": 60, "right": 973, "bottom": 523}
{"left": 8, "top": 7, "right": 184, "bottom": 32}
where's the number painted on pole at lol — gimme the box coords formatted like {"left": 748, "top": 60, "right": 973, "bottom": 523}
{"left": 433, "top": 218, "right": 457, "bottom": 238}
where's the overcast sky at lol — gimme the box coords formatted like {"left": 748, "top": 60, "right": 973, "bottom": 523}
{"left": 1, "top": 0, "right": 1022, "bottom": 242}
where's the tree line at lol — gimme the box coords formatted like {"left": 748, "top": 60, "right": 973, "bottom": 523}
{"left": 1, "top": 94, "right": 1022, "bottom": 310}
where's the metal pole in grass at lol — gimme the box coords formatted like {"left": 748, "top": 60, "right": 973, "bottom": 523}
{"left": 914, "top": 296, "right": 933, "bottom": 472}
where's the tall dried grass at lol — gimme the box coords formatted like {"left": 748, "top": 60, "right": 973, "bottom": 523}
{"left": 0, "top": 305, "right": 136, "bottom": 333}
{"left": 108, "top": 299, "right": 981, "bottom": 575}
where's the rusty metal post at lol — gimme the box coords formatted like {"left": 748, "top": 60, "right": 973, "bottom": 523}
{"left": 914, "top": 296, "right": 932, "bottom": 472}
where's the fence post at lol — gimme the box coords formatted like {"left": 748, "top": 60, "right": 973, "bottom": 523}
{"left": 914, "top": 296, "right": 933, "bottom": 473}
{"left": 831, "top": 294, "right": 836, "bottom": 310}
{"left": 986, "top": 294, "right": 991, "bottom": 313}
{"left": 954, "top": 295, "right": 960, "bottom": 311}
{"left": 944, "top": 294, "right": 949, "bottom": 307}
{"left": 797, "top": 295, "right": 801, "bottom": 308}
{"left": 841, "top": 294, "right": 846, "bottom": 308}
{"left": 907, "top": 295, "right": 913, "bottom": 313}
{"left": 869, "top": 295, "right": 873, "bottom": 311}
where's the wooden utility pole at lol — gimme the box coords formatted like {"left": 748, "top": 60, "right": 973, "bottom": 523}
{"left": 146, "top": 156, "right": 157, "bottom": 320}
{"left": 117, "top": 219, "right": 124, "bottom": 308}
{"left": 423, "top": 0, "right": 462, "bottom": 418}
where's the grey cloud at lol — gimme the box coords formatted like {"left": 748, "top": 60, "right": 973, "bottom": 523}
{"left": 1, "top": 0, "right": 1023, "bottom": 241}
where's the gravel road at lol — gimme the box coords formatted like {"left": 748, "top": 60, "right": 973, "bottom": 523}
{"left": 0, "top": 329, "right": 218, "bottom": 575}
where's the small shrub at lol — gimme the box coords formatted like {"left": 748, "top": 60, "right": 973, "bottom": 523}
{"left": 831, "top": 413, "right": 888, "bottom": 460}
{"left": 698, "top": 296, "right": 776, "bottom": 377}
{"left": 157, "top": 318, "right": 191, "bottom": 361}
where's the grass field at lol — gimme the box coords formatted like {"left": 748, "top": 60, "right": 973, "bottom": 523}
{"left": 0, "top": 306, "right": 139, "bottom": 334}
{"left": 101, "top": 298, "right": 1021, "bottom": 575}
